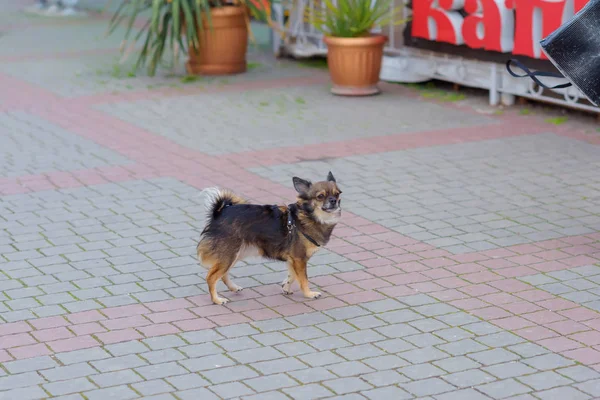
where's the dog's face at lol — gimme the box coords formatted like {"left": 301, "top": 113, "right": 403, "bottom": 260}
{"left": 293, "top": 171, "right": 342, "bottom": 225}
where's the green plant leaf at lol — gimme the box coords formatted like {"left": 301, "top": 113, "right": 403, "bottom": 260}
{"left": 545, "top": 116, "right": 568, "bottom": 125}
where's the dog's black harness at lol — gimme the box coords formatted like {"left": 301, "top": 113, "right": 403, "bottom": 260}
{"left": 286, "top": 203, "right": 321, "bottom": 247}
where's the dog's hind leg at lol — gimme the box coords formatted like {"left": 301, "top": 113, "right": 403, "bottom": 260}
{"left": 222, "top": 273, "right": 243, "bottom": 293}
{"left": 206, "top": 261, "right": 234, "bottom": 305}
{"left": 282, "top": 263, "right": 296, "bottom": 295}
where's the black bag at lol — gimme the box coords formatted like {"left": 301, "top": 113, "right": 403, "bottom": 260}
{"left": 506, "top": 0, "right": 600, "bottom": 106}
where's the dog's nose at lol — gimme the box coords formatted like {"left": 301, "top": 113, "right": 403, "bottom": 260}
{"left": 328, "top": 197, "right": 337, "bottom": 205}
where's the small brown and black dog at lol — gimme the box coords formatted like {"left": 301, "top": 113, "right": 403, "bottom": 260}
{"left": 197, "top": 172, "right": 342, "bottom": 305}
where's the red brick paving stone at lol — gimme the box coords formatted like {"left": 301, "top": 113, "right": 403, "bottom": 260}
{"left": 447, "top": 263, "right": 487, "bottom": 274}
{"left": 570, "top": 331, "right": 600, "bottom": 346}
{"left": 547, "top": 320, "right": 591, "bottom": 335}
{"left": 397, "top": 261, "right": 429, "bottom": 273}
{"left": 32, "top": 327, "right": 74, "bottom": 342}
{"left": 492, "top": 316, "right": 536, "bottom": 330}
{"left": 0, "top": 322, "right": 32, "bottom": 336}
{"left": 324, "top": 283, "right": 362, "bottom": 296}
{"left": 460, "top": 284, "right": 499, "bottom": 297}
{"left": 354, "top": 278, "right": 392, "bottom": 290}
{"left": 496, "top": 266, "right": 539, "bottom": 278}
{"left": 436, "top": 277, "right": 469, "bottom": 289}
{"left": 502, "top": 301, "right": 543, "bottom": 315}
{"left": 523, "top": 310, "right": 567, "bottom": 325}
{"left": 422, "top": 269, "right": 455, "bottom": 280}
{"left": 559, "top": 307, "right": 599, "bottom": 322}
{"left": 9, "top": 343, "right": 51, "bottom": 360}
{"left": 274, "top": 303, "right": 314, "bottom": 316}
{"left": 390, "top": 254, "right": 423, "bottom": 264}
{"left": 386, "top": 272, "right": 430, "bottom": 285}
{"left": 360, "top": 258, "right": 394, "bottom": 268}
{"left": 139, "top": 323, "right": 180, "bottom": 337}
{"left": 209, "top": 313, "right": 252, "bottom": 326}
{"left": 146, "top": 298, "right": 194, "bottom": 312}
{"left": 0, "top": 349, "right": 13, "bottom": 362}
{"left": 146, "top": 309, "right": 197, "bottom": 324}
{"left": 70, "top": 322, "right": 107, "bottom": 336}
{"left": 462, "top": 271, "right": 502, "bottom": 284}
{"left": 29, "top": 316, "right": 69, "bottom": 330}
{"left": 450, "top": 253, "right": 490, "bottom": 263}
{"left": 190, "top": 305, "right": 233, "bottom": 318}
{"left": 338, "top": 290, "right": 386, "bottom": 304}
{"left": 584, "top": 319, "right": 600, "bottom": 330}
{"left": 102, "top": 315, "right": 152, "bottom": 330}
{"left": 537, "top": 298, "right": 578, "bottom": 311}
{"left": 0, "top": 333, "right": 37, "bottom": 349}
{"left": 489, "top": 279, "right": 531, "bottom": 293}
{"left": 253, "top": 284, "right": 284, "bottom": 297}
{"left": 431, "top": 289, "right": 469, "bottom": 302}
{"left": 66, "top": 310, "right": 106, "bottom": 324}
{"left": 173, "top": 318, "right": 216, "bottom": 332}
{"left": 563, "top": 245, "right": 597, "bottom": 256}
{"left": 537, "top": 337, "right": 584, "bottom": 352}
{"left": 313, "top": 276, "right": 345, "bottom": 287}
{"left": 310, "top": 297, "right": 348, "bottom": 311}
{"left": 480, "top": 292, "right": 519, "bottom": 305}
{"left": 374, "top": 247, "right": 408, "bottom": 257}
{"left": 515, "top": 326, "right": 560, "bottom": 341}
{"left": 48, "top": 335, "right": 99, "bottom": 352}
{"left": 420, "top": 257, "right": 455, "bottom": 268}
{"left": 533, "top": 261, "right": 571, "bottom": 272}
{"left": 101, "top": 304, "right": 150, "bottom": 319}
{"left": 258, "top": 295, "right": 296, "bottom": 308}
{"left": 378, "top": 285, "right": 418, "bottom": 298}
{"left": 226, "top": 299, "right": 266, "bottom": 313}
{"left": 535, "top": 250, "right": 569, "bottom": 261}
{"left": 480, "top": 259, "right": 518, "bottom": 271}
{"left": 96, "top": 328, "right": 144, "bottom": 344}
{"left": 409, "top": 282, "right": 446, "bottom": 293}
{"left": 472, "top": 306, "right": 514, "bottom": 320}
{"left": 368, "top": 265, "right": 403, "bottom": 278}
{"left": 450, "top": 298, "right": 488, "bottom": 311}
{"left": 562, "top": 348, "right": 600, "bottom": 365}
{"left": 516, "top": 289, "right": 556, "bottom": 302}
{"left": 563, "top": 255, "right": 599, "bottom": 267}
{"left": 243, "top": 308, "right": 280, "bottom": 321}
{"left": 508, "top": 244, "right": 544, "bottom": 255}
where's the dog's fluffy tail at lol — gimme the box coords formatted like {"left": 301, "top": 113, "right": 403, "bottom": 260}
{"left": 201, "top": 187, "right": 247, "bottom": 221}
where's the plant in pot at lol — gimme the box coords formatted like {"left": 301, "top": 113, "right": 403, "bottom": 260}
{"left": 108, "top": 0, "right": 273, "bottom": 76}
{"left": 308, "top": 0, "right": 407, "bottom": 96}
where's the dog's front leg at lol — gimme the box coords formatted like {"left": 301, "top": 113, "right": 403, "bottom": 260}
{"left": 290, "top": 258, "right": 321, "bottom": 299}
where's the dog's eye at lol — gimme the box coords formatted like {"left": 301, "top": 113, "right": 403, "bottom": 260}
{"left": 317, "top": 194, "right": 325, "bottom": 200}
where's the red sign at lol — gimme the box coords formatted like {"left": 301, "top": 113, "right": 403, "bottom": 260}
{"left": 411, "top": 0, "right": 589, "bottom": 60}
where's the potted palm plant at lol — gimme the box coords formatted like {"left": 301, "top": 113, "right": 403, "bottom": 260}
{"left": 309, "top": 0, "right": 407, "bottom": 96}
{"left": 108, "top": 0, "right": 272, "bottom": 76}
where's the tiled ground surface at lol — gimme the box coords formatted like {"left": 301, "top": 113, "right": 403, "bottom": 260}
{"left": 3, "top": 1, "right": 600, "bottom": 399}
{"left": 252, "top": 134, "right": 600, "bottom": 254}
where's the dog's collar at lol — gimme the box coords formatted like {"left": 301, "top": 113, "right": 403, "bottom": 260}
{"left": 287, "top": 203, "right": 321, "bottom": 247}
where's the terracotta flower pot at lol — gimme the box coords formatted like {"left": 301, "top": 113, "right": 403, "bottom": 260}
{"left": 186, "top": 6, "right": 248, "bottom": 75}
{"left": 323, "top": 35, "right": 387, "bottom": 96}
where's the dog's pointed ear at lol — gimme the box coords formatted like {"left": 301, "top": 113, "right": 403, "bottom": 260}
{"left": 293, "top": 177, "right": 312, "bottom": 194}
{"left": 327, "top": 171, "right": 336, "bottom": 183}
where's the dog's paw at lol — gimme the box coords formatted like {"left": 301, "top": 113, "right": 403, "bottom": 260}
{"left": 281, "top": 280, "right": 293, "bottom": 295}
{"left": 305, "top": 291, "right": 322, "bottom": 299}
{"left": 213, "top": 297, "right": 229, "bottom": 305}
{"left": 230, "top": 285, "right": 244, "bottom": 293}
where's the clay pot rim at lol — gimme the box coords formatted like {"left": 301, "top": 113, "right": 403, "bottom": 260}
{"left": 324, "top": 34, "right": 387, "bottom": 46}
{"left": 208, "top": 4, "right": 246, "bottom": 16}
